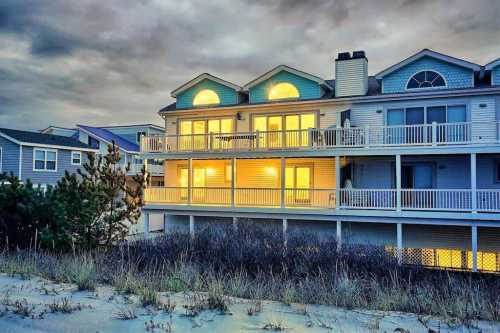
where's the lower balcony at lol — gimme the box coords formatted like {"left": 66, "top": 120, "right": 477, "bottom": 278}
{"left": 144, "top": 187, "right": 500, "bottom": 213}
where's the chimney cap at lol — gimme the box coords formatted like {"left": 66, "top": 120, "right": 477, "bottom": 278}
{"left": 352, "top": 50, "right": 366, "bottom": 59}
{"left": 336, "top": 52, "right": 351, "bottom": 61}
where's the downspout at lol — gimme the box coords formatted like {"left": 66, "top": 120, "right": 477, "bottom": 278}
{"left": 18, "top": 145, "right": 22, "bottom": 181}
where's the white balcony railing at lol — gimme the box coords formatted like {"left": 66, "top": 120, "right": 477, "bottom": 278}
{"left": 144, "top": 187, "right": 500, "bottom": 213}
{"left": 140, "top": 122, "right": 499, "bottom": 153}
{"left": 127, "top": 163, "right": 164, "bottom": 175}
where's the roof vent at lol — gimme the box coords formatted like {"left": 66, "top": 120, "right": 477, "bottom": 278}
{"left": 335, "top": 50, "right": 368, "bottom": 97}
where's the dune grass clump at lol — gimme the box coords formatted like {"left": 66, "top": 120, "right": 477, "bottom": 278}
{"left": 0, "top": 222, "right": 499, "bottom": 323}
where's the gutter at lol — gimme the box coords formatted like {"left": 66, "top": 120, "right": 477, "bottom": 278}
{"left": 159, "top": 86, "right": 500, "bottom": 116}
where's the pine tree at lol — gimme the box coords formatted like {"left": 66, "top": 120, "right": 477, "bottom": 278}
{"left": 53, "top": 142, "right": 146, "bottom": 248}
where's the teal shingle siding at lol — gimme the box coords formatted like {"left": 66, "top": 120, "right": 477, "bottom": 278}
{"left": 21, "top": 147, "right": 88, "bottom": 185}
{"left": 0, "top": 136, "right": 20, "bottom": 177}
{"left": 249, "top": 71, "right": 321, "bottom": 103}
{"left": 492, "top": 67, "right": 500, "bottom": 86}
{"left": 176, "top": 79, "right": 239, "bottom": 109}
{"left": 382, "top": 56, "right": 474, "bottom": 94}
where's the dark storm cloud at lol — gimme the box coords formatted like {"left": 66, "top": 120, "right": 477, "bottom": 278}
{"left": 0, "top": 0, "right": 499, "bottom": 130}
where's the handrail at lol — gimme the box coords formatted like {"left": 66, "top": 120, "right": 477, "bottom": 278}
{"left": 144, "top": 187, "right": 500, "bottom": 212}
{"left": 141, "top": 121, "right": 499, "bottom": 153}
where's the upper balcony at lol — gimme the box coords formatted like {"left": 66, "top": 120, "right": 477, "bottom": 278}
{"left": 140, "top": 121, "right": 500, "bottom": 155}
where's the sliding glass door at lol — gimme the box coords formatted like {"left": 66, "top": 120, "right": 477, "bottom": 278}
{"left": 253, "top": 113, "right": 316, "bottom": 148}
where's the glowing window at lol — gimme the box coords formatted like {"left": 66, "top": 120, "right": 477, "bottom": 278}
{"left": 268, "top": 82, "right": 300, "bottom": 100}
{"left": 193, "top": 89, "right": 220, "bottom": 106}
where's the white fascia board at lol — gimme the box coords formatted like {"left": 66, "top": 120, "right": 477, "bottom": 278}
{"left": 243, "top": 65, "right": 332, "bottom": 90}
{"left": 485, "top": 58, "right": 500, "bottom": 70}
{"left": 171, "top": 73, "right": 242, "bottom": 97}
{"left": 375, "top": 49, "right": 481, "bottom": 79}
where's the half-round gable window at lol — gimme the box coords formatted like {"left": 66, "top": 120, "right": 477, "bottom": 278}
{"left": 268, "top": 82, "right": 300, "bottom": 100}
{"left": 193, "top": 89, "right": 220, "bottom": 106}
{"left": 406, "top": 71, "right": 446, "bottom": 89}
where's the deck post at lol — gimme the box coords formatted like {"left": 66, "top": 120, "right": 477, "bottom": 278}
{"left": 189, "top": 215, "right": 195, "bottom": 239}
{"left": 163, "top": 213, "right": 168, "bottom": 234}
{"left": 471, "top": 225, "right": 478, "bottom": 272}
{"left": 188, "top": 158, "right": 192, "bottom": 205}
{"left": 396, "top": 155, "right": 401, "bottom": 211}
{"left": 431, "top": 121, "right": 437, "bottom": 146}
{"left": 282, "top": 218, "right": 288, "bottom": 248}
{"left": 470, "top": 153, "right": 477, "bottom": 213}
{"left": 396, "top": 223, "right": 403, "bottom": 265}
{"left": 335, "top": 156, "right": 340, "bottom": 210}
{"left": 280, "top": 157, "right": 286, "bottom": 208}
{"left": 232, "top": 217, "right": 238, "bottom": 231}
{"left": 231, "top": 158, "right": 236, "bottom": 207}
{"left": 336, "top": 220, "right": 342, "bottom": 252}
{"left": 143, "top": 212, "right": 150, "bottom": 238}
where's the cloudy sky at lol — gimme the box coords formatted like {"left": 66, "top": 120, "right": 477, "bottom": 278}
{"left": 0, "top": 0, "right": 499, "bottom": 131}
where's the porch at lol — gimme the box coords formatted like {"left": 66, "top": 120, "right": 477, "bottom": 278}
{"left": 140, "top": 121, "right": 500, "bottom": 154}
{"left": 144, "top": 156, "right": 500, "bottom": 213}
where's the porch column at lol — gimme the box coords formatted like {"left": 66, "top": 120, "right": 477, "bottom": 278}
{"left": 163, "top": 213, "right": 168, "bottom": 234}
{"left": 396, "top": 223, "right": 403, "bottom": 265}
{"left": 471, "top": 225, "right": 478, "bottom": 272}
{"left": 280, "top": 157, "right": 286, "bottom": 208}
{"left": 143, "top": 212, "right": 150, "bottom": 238}
{"left": 188, "top": 158, "right": 193, "bottom": 205}
{"left": 396, "top": 155, "right": 402, "bottom": 211}
{"left": 336, "top": 220, "right": 342, "bottom": 252}
{"left": 231, "top": 158, "right": 236, "bottom": 207}
{"left": 143, "top": 158, "right": 149, "bottom": 187}
{"left": 335, "top": 156, "right": 340, "bottom": 210}
{"left": 470, "top": 153, "right": 477, "bottom": 213}
{"left": 282, "top": 218, "right": 288, "bottom": 248}
{"left": 189, "top": 215, "right": 195, "bottom": 239}
{"left": 232, "top": 216, "right": 238, "bottom": 231}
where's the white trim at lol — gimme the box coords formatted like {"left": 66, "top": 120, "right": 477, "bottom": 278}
{"left": 0, "top": 132, "right": 97, "bottom": 152}
{"left": 100, "top": 124, "right": 165, "bottom": 131}
{"left": 404, "top": 70, "right": 448, "bottom": 91}
{"left": 18, "top": 146, "right": 22, "bottom": 179}
{"left": 159, "top": 86, "right": 500, "bottom": 116}
{"left": 0, "top": 147, "right": 2, "bottom": 173}
{"left": 33, "top": 148, "right": 58, "bottom": 172}
{"left": 77, "top": 126, "right": 137, "bottom": 154}
{"left": 375, "top": 49, "right": 481, "bottom": 79}
{"left": 485, "top": 58, "right": 500, "bottom": 70}
{"left": 243, "top": 65, "right": 333, "bottom": 90}
{"left": 71, "top": 151, "right": 82, "bottom": 166}
{"left": 171, "top": 73, "right": 242, "bottom": 97}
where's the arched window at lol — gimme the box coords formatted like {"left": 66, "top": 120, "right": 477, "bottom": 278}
{"left": 406, "top": 71, "right": 446, "bottom": 89}
{"left": 268, "top": 82, "right": 300, "bottom": 100}
{"left": 193, "top": 89, "right": 220, "bottom": 106}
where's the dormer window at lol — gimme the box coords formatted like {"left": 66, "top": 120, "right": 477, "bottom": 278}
{"left": 406, "top": 71, "right": 446, "bottom": 89}
{"left": 268, "top": 82, "right": 300, "bottom": 100}
{"left": 193, "top": 89, "right": 220, "bottom": 106}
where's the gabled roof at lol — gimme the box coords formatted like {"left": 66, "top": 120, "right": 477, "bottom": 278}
{"left": 101, "top": 124, "right": 164, "bottom": 131}
{"left": 40, "top": 126, "right": 77, "bottom": 134}
{"left": 77, "top": 125, "right": 139, "bottom": 153}
{"left": 170, "top": 73, "right": 242, "bottom": 98}
{"left": 485, "top": 58, "right": 500, "bottom": 70}
{"left": 0, "top": 128, "right": 94, "bottom": 150}
{"left": 243, "top": 65, "right": 333, "bottom": 90}
{"left": 375, "top": 49, "right": 481, "bottom": 79}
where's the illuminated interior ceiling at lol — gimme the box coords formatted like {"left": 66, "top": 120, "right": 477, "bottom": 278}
{"left": 268, "top": 82, "right": 300, "bottom": 100}
{"left": 193, "top": 89, "right": 220, "bottom": 106}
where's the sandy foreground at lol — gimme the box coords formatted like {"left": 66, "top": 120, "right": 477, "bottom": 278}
{"left": 0, "top": 274, "right": 498, "bottom": 333}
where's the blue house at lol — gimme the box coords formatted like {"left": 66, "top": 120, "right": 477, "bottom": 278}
{"left": 140, "top": 48, "right": 500, "bottom": 273}
{"left": 0, "top": 128, "right": 97, "bottom": 189}
{"left": 42, "top": 123, "right": 165, "bottom": 185}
